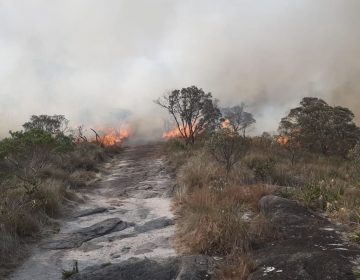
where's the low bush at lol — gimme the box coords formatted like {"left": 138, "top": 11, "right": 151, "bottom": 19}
{"left": 207, "top": 129, "right": 248, "bottom": 174}
{"left": 246, "top": 156, "right": 276, "bottom": 183}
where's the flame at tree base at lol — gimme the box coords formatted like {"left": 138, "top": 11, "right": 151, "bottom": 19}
{"left": 162, "top": 125, "right": 193, "bottom": 139}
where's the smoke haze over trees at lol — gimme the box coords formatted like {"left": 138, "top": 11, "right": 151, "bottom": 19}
{"left": 0, "top": 0, "right": 360, "bottom": 138}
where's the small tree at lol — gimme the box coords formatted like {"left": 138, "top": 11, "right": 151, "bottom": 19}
{"left": 207, "top": 128, "right": 248, "bottom": 174}
{"left": 156, "top": 86, "right": 221, "bottom": 145}
{"left": 279, "top": 97, "right": 360, "bottom": 156}
{"left": 222, "top": 104, "right": 256, "bottom": 137}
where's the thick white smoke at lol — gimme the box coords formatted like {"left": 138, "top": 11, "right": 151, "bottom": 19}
{"left": 0, "top": 0, "right": 359, "bottom": 139}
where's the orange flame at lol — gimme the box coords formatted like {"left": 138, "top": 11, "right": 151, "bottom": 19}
{"left": 276, "top": 135, "right": 289, "bottom": 145}
{"left": 221, "top": 119, "right": 231, "bottom": 129}
{"left": 163, "top": 126, "right": 192, "bottom": 139}
{"left": 92, "top": 127, "right": 131, "bottom": 146}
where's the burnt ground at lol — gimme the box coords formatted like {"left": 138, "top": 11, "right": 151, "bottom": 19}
{"left": 248, "top": 195, "right": 360, "bottom": 280}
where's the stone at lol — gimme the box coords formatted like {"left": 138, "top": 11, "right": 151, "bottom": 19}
{"left": 68, "top": 256, "right": 213, "bottom": 280}
{"left": 41, "top": 218, "right": 127, "bottom": 249}
{"left": 248, "top": 195, "right": 360, "bottom": 280}
{"left": 134, "top": 217, "right": 174, "bottom": 233}
{"left": 74, "top": 207, "right": 108, "bottom": 218}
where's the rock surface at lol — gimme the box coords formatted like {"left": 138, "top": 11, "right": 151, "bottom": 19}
{"left": 73, "top": 207, "right": 109, "bottom": 218}
{"left": 8, "top": 145, "right": 192, "bottom": 280}
{"left": 69, "top": 255, "right": 213, "bottom": 280}
{"left": 134, "top": 217, "right": 174, "bottom": 233}
{"left": 248, "top": 195, "right": 360, "bottom": 280}
{"left": 41, "top": 218, "right": 128, "bottom": 249}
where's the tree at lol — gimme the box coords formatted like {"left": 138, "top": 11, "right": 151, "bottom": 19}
{"left": 279, "top": 97, "right": 360, "bottom": 156}
{"left": 23, "top": 115, "right": 69, "bottom": 135}
{"left": 349, "top": 142, "right": 360, "bottom": 180}
{"left": 222, "top": 104, "right": 256, "bottom": 137}
{"left": 207, "top": 128, "right": 248, "bottom": 174}
{"left": 156, "top": 86, "right": 221, "bottom": 144}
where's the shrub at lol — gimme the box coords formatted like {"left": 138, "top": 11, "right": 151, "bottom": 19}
{"left": 246, "top": 157, "right": 276, "bottom": 183}
{"left": 207, "top": 129, "right": 248, "bottom": 174}
{"left": 296, "top": 180, "right": 343, "bottom": 210}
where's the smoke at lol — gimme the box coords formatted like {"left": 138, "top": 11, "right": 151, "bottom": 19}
{"left": 0, "top": 0, "right": 359, "bottom": 139}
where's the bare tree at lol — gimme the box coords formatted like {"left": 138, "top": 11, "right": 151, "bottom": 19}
{"left": 156, "top": 86, "right": 221, "bottom": 145}
{"left": 76, "top": 125, "right": 88, "bottom": 142}
{"left": 90, "top": 128, "right": 102, "bottom": 145}
{"left": 222, "top": 104, "right": 256, "bottom": 137}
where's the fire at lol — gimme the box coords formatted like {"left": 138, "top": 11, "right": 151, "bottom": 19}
{"left": 92, "top": 127, "right": 131, "bottom": 146}
{"left": 221, "top": 119, "right": 231, "bottom": 129}
{"left": 163, "top": 126, "right": 191, "bottom": 139}
{"left": 163, "top": 119, "right": 232, "bottom": 139}
{"left": 276, "top": 135, "right": 289, "bottom": 145}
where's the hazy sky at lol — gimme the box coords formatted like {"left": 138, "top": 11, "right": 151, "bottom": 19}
{"left": 0, "top": 0, "right": 359, "bottom": 139}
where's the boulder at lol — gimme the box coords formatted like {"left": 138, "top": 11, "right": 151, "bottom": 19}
{"left": 248, "top": 195, "right": 360, "bottom": 280}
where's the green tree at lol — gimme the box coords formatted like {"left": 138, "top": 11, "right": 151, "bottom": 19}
{"left": 23, "top": 115, "right": 69, "bottom": 135}
{"left": 279, "top": 97, "right": 360, "bottom": 156}
{"left": 156, "top": 86, "right": 221, "bottom": 144}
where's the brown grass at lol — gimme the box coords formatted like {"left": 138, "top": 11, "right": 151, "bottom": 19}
{"left": 175, "top": 184, "right": 275, "bottom": 256}
{"left": 215, "top": 255, "right": 255, "bottom": 280}
{"left": 165, "top": 136, "right": 359, "bottom": 278}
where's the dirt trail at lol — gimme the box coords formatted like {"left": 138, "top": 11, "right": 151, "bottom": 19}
{"left": 7, "top": 144, "right": 185, "bottom": 280}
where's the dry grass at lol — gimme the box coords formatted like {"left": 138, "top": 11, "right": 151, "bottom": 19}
{"left": 169, "top": 140, "right": 276, "bottom": 277}
{"left": 175, "top": 184, "right": 275, "bottom": 256}
{"left": 165, "top": 136, "right": 360, "bottom": 277}
{"left": 0, "top": 141, "right": 117, "bottom": 278}
{"left": 215, "top": 255, "right": 255, "bottom": 280}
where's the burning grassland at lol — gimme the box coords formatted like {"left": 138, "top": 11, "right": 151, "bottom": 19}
{"left": 88, "top": 125, "right": 132, "bottom": 146}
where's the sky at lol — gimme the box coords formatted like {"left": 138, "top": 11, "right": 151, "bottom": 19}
{"left": 0, "top": 0, "right": 359, "bottom": 140}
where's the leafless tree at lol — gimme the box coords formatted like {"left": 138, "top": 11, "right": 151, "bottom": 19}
{"left": 222, "top": 104, "right": 256, "bottom": 137}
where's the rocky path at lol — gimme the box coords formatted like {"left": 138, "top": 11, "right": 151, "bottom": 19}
{"left": 8, "top": 144, "right": 212, "bottom": 280}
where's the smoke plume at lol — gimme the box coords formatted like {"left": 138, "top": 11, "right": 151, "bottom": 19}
{"left": 0, "top": 0, "right": 359, "bottom": 139}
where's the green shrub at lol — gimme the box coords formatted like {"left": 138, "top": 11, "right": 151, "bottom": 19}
{"left": 247, "top": 157, "right": 276, "bottom": 183}
{"left": 296, "top": 180, "right": 343, "bottom": 210}
{"left": 0, "top": 129, "right": 73, "bottom": 159}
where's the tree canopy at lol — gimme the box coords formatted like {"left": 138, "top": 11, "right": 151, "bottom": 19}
{"left": 23, "top": 115, "right": 69, "bottom": 135}
{"left": 222, "top": 104, "right": 256, "bottom": 137}
{"left": 279, "top": 97, "right": 360, "bottom": 156}
{"left": 156, "top": 86, "right": 221, "bottom": 144}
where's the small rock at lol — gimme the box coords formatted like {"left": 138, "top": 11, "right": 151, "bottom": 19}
{"left": 134, "top": 217, "right": 174, "bottom": 233}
